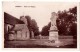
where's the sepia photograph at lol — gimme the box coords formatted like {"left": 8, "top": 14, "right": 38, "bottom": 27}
{"left": 3, "top": 2, "right": 77, "bottom": 48}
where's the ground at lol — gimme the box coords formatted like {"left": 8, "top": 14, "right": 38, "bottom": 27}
{"left": 4, "top": 39, "right": 77, "bottom": 48}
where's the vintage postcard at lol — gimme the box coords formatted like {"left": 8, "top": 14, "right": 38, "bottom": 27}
{"left": 3, "top": 1, "right": 77, "bottom": 48}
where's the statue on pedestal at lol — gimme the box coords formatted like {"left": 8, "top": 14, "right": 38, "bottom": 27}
{"left": 49, "top": 12, "right": 59, "bottom": 43}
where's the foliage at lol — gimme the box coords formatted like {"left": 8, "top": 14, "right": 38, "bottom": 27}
{"left": 57, "top": 6, "right": 77, "bottom": 36}
{"left": 25, "top": 16, "right": 39, "bottom": 36}
{"left": 31, "top": 19, "right": 39, "bottom": 36}
{"left": 41, "top": 22, "right": 51, "bottom": 36}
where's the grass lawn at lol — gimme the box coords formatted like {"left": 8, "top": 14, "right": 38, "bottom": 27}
{"left": 4, "top": 38, "right": 77, "bottom": 48}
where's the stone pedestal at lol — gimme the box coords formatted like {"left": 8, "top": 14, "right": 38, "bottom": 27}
{"left": 49, "top": 30, "right": 58, "bottom": 41}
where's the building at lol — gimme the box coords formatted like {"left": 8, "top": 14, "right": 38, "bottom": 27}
{"left": 4, "top": 12, "right": 30, "bottom": 40}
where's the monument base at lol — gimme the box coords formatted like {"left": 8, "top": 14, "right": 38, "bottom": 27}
{"left": 49, "top": 30, "right": 58, "bottom": 41}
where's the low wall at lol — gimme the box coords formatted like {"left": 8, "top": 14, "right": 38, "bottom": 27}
{"left": 34, "top": 36, "right": 73, "bottom": 39}
{"left": 59, "top": 36, "right": 73, "bottom": 39}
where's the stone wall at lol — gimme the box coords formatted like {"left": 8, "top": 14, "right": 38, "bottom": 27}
{"left": 8, "top": 24, "right": 30, "bottom": 40}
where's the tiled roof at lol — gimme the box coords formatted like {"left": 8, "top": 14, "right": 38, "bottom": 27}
{"left": 4, "top": 12, "right": 24, "bottom": 25}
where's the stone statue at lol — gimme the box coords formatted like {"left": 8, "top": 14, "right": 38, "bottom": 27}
{"left": 50, "top": 12, "right": 58, "bottom": 31}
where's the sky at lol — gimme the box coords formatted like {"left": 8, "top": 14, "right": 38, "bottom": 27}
{"left": 3, "top": 2, "right": 77, "bottom": 31}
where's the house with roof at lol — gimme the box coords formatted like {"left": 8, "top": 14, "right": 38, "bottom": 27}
{"left": 4, "top": 12, "right": 31, "bottom": 40}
